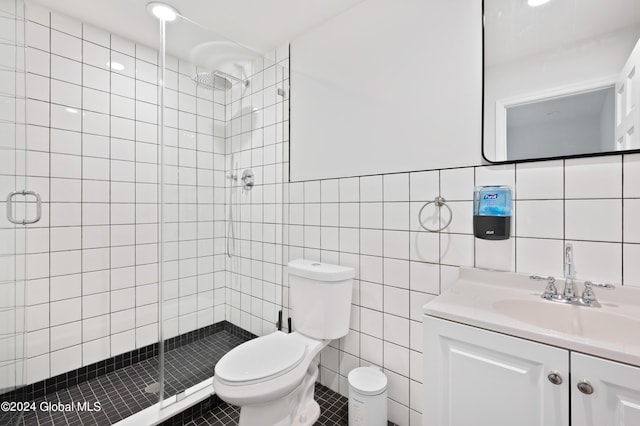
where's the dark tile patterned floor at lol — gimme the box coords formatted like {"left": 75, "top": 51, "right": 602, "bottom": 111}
{"left": 19, "top": 330, "right": 246, "bottom": 426}
{"left": 187, "top": 383, "right": 348, "bottom": 426}
{"left": 188, "top": 382, "right": 397, "bottom": 426}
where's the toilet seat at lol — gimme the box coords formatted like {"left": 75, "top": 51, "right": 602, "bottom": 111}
{"left": 215, "top": 332, "right": 307, "bottom": 385}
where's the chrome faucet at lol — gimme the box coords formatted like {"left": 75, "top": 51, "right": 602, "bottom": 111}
{"left": 530, "top": 243, "right": 615, "bottom": 308}
{"left": 563, "top": 243, "right": 576, "bottom": 299}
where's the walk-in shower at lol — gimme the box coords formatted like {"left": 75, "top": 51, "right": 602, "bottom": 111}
{"left": 0, "top": 0, "right": 288, "bottom": 423}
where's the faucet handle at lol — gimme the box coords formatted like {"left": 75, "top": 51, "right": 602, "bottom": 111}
{"left": 530, "top": 275, "right": 557, "bottom": 298}
{"left": 585, "top": 281, "right": 615, "bottom": 290}
{"left": 581, "top": 281, "right": 615, "bottom": 307}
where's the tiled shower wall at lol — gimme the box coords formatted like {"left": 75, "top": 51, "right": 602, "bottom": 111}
{"left": 286, "top": 154, "right": 640, "bottom": 425}
{"left": 20, "top": 7, "right": 226, "bottom": 384}
{"left": 223, "top": 48, "right": 289, "bottom": 337}
{"left": 0, "top": 0, "right": 27, "bottom": 392}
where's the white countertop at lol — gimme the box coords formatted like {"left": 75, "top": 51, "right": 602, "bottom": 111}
{"left": 423, "top": 267, "right": 640, "bottom": 367}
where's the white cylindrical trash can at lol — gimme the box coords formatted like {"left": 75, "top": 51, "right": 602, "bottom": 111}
{"left": 348, "top": 366, "right": 388, "bottom": 426}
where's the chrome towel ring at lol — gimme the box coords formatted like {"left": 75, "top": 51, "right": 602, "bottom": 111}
{"left": 418, "top": 196, "right": 452, "bottom": 232}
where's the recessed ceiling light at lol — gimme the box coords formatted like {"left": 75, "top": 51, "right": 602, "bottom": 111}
{"left": 65, "top": 108, "right": 78, "bottom": 114}
{"left": 528, "top": 0, "right": 552, "bottom": 6}
{"left": 107, "top": 61, "right": 125, "bottom": 71}
{"left": 146, "top": 2, "right": 179, "bottom": 22}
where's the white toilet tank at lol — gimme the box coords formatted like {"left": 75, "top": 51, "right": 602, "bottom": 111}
{"left": 288, "top": 259, "right": 354, "bottom": 340}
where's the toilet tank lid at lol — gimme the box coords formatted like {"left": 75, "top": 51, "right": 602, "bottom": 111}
{"left": 288, "top": 259, "right": 354, "bottom": 282}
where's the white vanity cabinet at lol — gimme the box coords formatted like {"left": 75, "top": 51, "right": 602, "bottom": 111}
{"left": 424, "top": 316, "right": 640, "bottom": 426}
{"left": 571, "top": 353, "right": 640, "bottom": 426}
{"left": 423, "top": 316, "right": 569, "bottom": 426}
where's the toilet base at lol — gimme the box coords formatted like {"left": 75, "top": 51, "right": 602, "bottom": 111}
{"left": 291, "top": 399, "right": 320, "bottom": 426}
{"left": 237, "top": 357, "right": 321, "bottom": 426}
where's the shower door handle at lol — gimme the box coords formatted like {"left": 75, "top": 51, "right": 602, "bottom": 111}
{"left": 6, "top": 190, "right": 42, "bottom": 225}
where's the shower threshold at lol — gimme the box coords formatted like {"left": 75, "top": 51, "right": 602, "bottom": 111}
{"left": 115, "top": 377, "right": 216, "bottom": 425}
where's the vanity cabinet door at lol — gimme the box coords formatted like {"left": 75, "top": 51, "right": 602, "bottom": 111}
{"left": 572, "top": 353, "right": 640, "bottom": 426}
{"left": 423, "top": 316, "right": 569, "bottom": 426}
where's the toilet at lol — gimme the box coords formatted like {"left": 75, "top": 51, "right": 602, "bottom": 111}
{"left": 213, "top": 259, "right": 354, "bottom": 426}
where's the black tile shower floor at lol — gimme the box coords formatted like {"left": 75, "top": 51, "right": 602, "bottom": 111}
{"left": 19, "top": 330, "right": 247, "bottom": 426}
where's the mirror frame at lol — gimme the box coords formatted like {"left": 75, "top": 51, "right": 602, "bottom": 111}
{"left": 481, "top": 0, "right": 640, "bottom": 164}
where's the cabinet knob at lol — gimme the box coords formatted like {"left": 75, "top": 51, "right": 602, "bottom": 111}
{"left": 547, "top": 371, "right": 563, "bottom": 385}
{"left": 577, "top": 380, "right": 594, "bottom": 395}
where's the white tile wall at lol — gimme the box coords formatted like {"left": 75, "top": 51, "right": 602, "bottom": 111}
{"left": 283, "top": 152, "right": 639, "bottom": 424}
{"left": 21, "top": 7, "right": 226, "bottom": 384}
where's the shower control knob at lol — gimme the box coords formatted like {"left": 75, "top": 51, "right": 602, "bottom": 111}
{"left": 547, "top": 371, "right": 563, "bottom": 385}
{"left": 241, "top": 169, "right": 255, "bottom": 189}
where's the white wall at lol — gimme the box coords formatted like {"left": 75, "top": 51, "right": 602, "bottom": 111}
{"left": 289, "top": 0, "right": 482, "bottom": 181}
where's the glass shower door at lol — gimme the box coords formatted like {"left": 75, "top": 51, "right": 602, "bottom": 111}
{"left": 158, "top": 11, "right": 287, "bottom": 403}
{"left": 0, "top": 0, "right": 29, "bottom": 424}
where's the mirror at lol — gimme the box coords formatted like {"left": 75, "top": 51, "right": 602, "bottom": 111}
{"left": 483, "top": 0, "right": 640, "bottom": 162}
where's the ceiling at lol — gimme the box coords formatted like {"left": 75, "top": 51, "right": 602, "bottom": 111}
{"left": 31, "top": 0, "right": 367, "bottom": 55}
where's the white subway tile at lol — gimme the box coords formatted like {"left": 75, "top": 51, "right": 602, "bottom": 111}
{"left": 82, "top": 247, "right": 110, "bottom": 272}
{"left": 82, "top": 24, "right": 110, "bottom": 47}
{"left": 83, "top": 292, "right": 110, "bottom": 319}
{"left": 50, "top": 345, "right": 81, "bottom": 376}
{"left": 360, "top": 229, "right": 382, "bottom": 256}
{"left": 82, "top": 40, "right": 109, "bottom": 69}
{"left": 409, "top": 231, "right": 439, "bottom": 263}
{"left": 409, "top": 261, "right": 439, "bottom": 294}
{"left": 360, "top": 175, "right": 382, "bottom": 202}
{"left": 410, "top": 170, "right": 439, "bottom": 202}
{"left": 440, "top": 167, "right": 474, "bottom": 201}
{"left": 50, "top": 128, "right": 80, "bottom": 155}
{"left": 565, "top": 156, "right": 622, "bottom": 199}
{"left": 26, "top": 22, "right": 49, "bottom": 52}
{"left": 51, "top": 79, "right": 81, "bottom": 108}
{"left": 569, "top": 240, "right": 622, "bottom": 284}
{"left": 50, "top": 13, "right": 81, "bottom": 38}
{"left": 623, "top": 154, "right": 640, "bottom": 198}
{"left": 111, "top": 34, "right": 135, "bottom": 56}
{"left": 624, "top": 199, "right": 640, "bottom": 243}
{"left": 83, "top": 337, "right": 110, "bottom": 365}
{"left": 50, "top": 274, "right": 81, "bottom": 301}
{"left": 623, "top": 244, "right": 640, "bottom": 287}
{"left": 516, "top": 160, "right": 563, "bottom": 199}
{"left": 516, "top": 200, "right": 563, "bottom": 239}
{"left": 51, "top": 30, "right": 81, "bottom": 61}
{"left": 26, "top": 48, "right": 50, "bottom": 77}
{"left": 440, "top": 233, "right": 474, "bottom": 267}
{"left": 50, "top": 321, "right": 81, "bottom": 351}
{"left": 565, "top": 199, "right": 622, "bottom": 242}
{"left": 475, "top": 238, "right": 515, "bottom": 272}
{"left": 383, "top": 258, "right": 410, "bottom": 289}
{"left": 384, "top": 173, "right": 409, "bottom": 202}
{"left": 383, "top": 230, "right": 409, "bottom": 259}
{"left": 360, "top": 203, "right": 382, "bottom": 229}
{"left": 384, "top": 341, "right": 410, "bottom": 377}
{"left": 50, "top": 297, "right": 81, "bottom": 326}
{"left": 51, "top": 103, "right": 81, "bottom": 131}
{"left": 111, "top": 330, "right": 135, "bottom": 356}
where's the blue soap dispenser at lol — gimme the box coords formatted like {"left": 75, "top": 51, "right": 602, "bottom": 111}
{"left": 473, "top": 185, "right": 512, "bottom": 240}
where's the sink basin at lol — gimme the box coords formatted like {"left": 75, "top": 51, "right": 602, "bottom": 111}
{"left": 423, "top": 267, "right": 640, "bottom": 366}
{"left": 493, "top": 299, "right": 640, "bottom": 344}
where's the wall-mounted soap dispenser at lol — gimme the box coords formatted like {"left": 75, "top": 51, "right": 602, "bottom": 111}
{"left": 473, "top": 185, "right": 512, "bottom": 240}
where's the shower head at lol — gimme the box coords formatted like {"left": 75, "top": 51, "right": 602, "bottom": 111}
{"left": 193, "top": 70, "right": 249, "bottom": 91}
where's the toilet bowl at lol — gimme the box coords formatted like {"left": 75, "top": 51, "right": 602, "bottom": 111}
{"left": 213, "top": 259, "right": 354, "bottom": 426}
